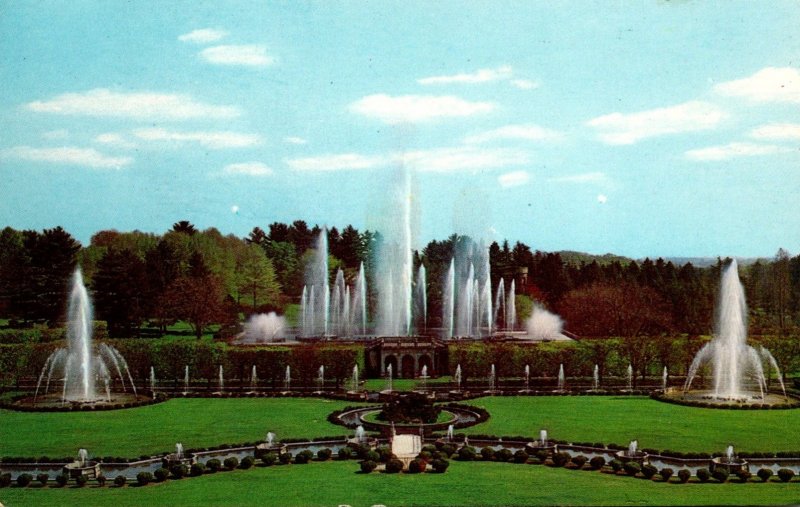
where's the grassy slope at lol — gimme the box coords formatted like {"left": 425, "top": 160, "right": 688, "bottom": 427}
{"left": 464, "top": 396, "right": 800, "bottom": 452}
{"left": 0, "top": 398, "right": 358, "bottom": 458}
{"left": 1, "top": 461, "right": 799, "bottom": 507}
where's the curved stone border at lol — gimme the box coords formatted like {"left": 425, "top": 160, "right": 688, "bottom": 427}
{"left": 329, "top": 403, "right": 488, "bottom": 432}
{"left": 0, "top": 393, "right": 166, "bottom": 412}
{"left": 651, "top": 391, "right": 800, "bottom": 410}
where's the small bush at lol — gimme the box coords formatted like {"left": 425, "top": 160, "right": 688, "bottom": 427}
{"left": 712, "top": 468, "right": 730, "bottom": 483}
{"left": 623, "top": 461, "right": 641, "bottom": 476}
{"left": 360, "top": 460, "right": 377, "bottom": 473}
{"left": 96, "top": 474, "right": 106, "bottom": 487}
{"left": 261, "top": 452, "right": 278, "bottom": 466}
{"left": 190, "top": 463, "right": 206, "bottom": 477}
{"left": 659, "top": 468, "right": 674, "bottom": 482}
{"left": 385, "top": 459, "right": 404, "bottom": 473}
{"left": 54, "top": 474, "right": 68, "bottom": 487}
{"left": 432, "top": 458, "right": 450, "bottom": 473}
{"left": 570, "top": 455, "right": 587, "bottom": 469}
{"left": 377, "top": 446, "right": 393, "bottom": 462}
{"left": 114, "top": 475, "right": 127, "bottom": 487}
{"left": 136, "top": 472, "right": 153, "bottom": 486}
{"left": 154, "top": 467, "right": 170, "bottom": 482}
{"left": 223, "top": 457, "right": 239, "bottom": 470}
{"left": 589, "top": 456, "right": 606, "bottom": 470}
{"left": 295, "top": 450, "right": 314, "bottom": 464}
{"left": 170, "top": 464, "right": 188, "bottom": 479}
{"left": 609, "top": 459, "right": 623, "bottom": 472}
{"left": 407, "top": 458, "right": 427, "bottom": 474}
{"left": 495, "top": 448, "right": 513, "bottom": 462}
{"left": 736, "top": 469, "right": 752, "bottom": 482}
{"left": 75, "top": 475, "right": 88, "bottom": 487}
{"left": 0, "top": 473, "right": 12, "bottom": 488}
{"left": 36, "top": 473, "right": 49, "bottom": 486}
{"left": 457, "top": 446, "right": 476, "bottom": 461}
{"left": 365, "top": 450, "right": 380, "bottom": 463}
{"left": 337, "top": 447, "right": 353, "bottom": 460}
{"left": 777, "top": 468, "right": 795, "bottom": 482}
{"left": 16, "top": 473, "right": 33, "bottom": 487}
{"left": 641, "top": 464, "right": 658, "bottom": 479}
{"left": 757, "top": 468, "right": 774, "bottom": 482}
{"left": 677, "top": 469, "right": 691, "bottom": 483}
{"left": 422, "top": 444, "right": 436, "bottom": 454}
{"left": 279, "top": 452, "right": 293, "bottom": 465}
{"left": 206, "top": 458, "right": 222, "bottom": 473}
{"left": 480, "top": 447, "right": 496, "bottom": 461}
{"left": 317, "top": 448, "right": 332, "bottom": 461}
{"left": 513, "top": 450, "right": 530, "bottom": 464}
{"left": 551, "top": 452, "right": 570, "bottom": 467}
{"left": 440, "top": 444, "right": 456, "bottom": 458}
{"left": 696, "top": 468, "right": 711, "bottom": 482}
{"left": 535, "top": 450, "right": 549, "bottom": 463}
{"left": 240, "top": 456, "right": 255, "bottom": 469}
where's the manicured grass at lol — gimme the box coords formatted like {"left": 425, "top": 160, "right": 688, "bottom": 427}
{"left": 0, "top": 398, "right": 361, "bottom": 458}
{"left": 464, "top": 396, "right": 800, "bottom": 452}
{"left": 2, "top": 460, "right": 799, "bottom": 507}
{"left": 362, "top": 377, "right": 454, "bottom": 392}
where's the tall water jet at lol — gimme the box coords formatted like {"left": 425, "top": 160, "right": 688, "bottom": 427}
{"left": 415, "top": 264, "right": 427, "bottom": 331}
{"left": 507, "top": 280, "right": 517, "bottom": 331}
{"left": 524, "top": 364, "right": 530, "bottom": 391}
{"left": 317, "top": 365, "right": 325, "bottom": 391}
{"left": 355, "top": 262, "right": 368, "bottom": 335}
{"left": 593, "top": 364, "right": 599, "bottom": 390}
{"left": 302, "top": 230, "right": 330, "bottom": 336}
{"left": 454, "top": 364, "right": 462, "bottom": 390}
{"left": 217, "top": 365, "right": 225, "bottom": 393}
{"left": 493, "top": 279, "right": 506, "bottom": 330}
{"left": 684, "top": 260, "right": 784, "bottom": 402}
{"left": 385, "top": 364, "right": 393, "bottom": 392}
{"left": 662, "top": 366, "right": 668, "bottom": 391}
{"left": 557, "top": 364, "right": 565, "bottom": 391}
{"left": 488, "top": 364, "right": 496, "bottom": 391}
{"left": 351, "top": 364, "right": 359, "bottom": 392}
{"left": 284, "top": 365, "right": 291, "bottom": 391}
{"left": 626, "top": 364, "right": 633, "bottom": 391}
{"left": 443, "top": 259, "right": 456, "bottom": 338}
{"left": 150, "top": 367, "right": 156, "bottom": 399}
{"left": 420, "top": 365, "right": 428, "bottom": 391}
{"left": 250, "top": 365, "right": 258, "bottom": 391}
{"left": 183, "top": 365, "right": 189, "bottom": 395}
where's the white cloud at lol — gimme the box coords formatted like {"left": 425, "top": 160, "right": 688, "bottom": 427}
{"left": 418, "top": 65, "right": 514, "bottom": 85}
{"left": 398, "top": 146, "right": 529, "bottom": 173}
{"left": 750, "top": 123, "right": 800, "bottom": 141}
{"left": 200, "top": 45, "right": 275, "bottom": 66}
{"left": 287, "top": 153, "right": 386, "bottom": 172}
{"left": 178, "top": 28, "right": 228, "bottom": 44}
{"left": 350, "top": 94, "right": 495, "bottom": 124}
{"left": 549, "top": 172, "right": 607, "bottom": 184}
{"left": 2, "top": 145, "right": 133, "bottom": 169}
{"left": 94, "top": 132, "right": 136, "bottom": 149}
{"left": 224, "top": 162, "right": 274, "bottom": 176}
{"left": 231, "top": 205, "right": 240, "bottom": 214}
{"left": 597, "top": 194, "right": 608, "bottom": 204}
{"left": 586, "top": 101, "right": 727, "bottom": 144}
{"left": 464, "top": 124, "right": 563, "bottom": 144}
{"left": 42, "top": 129, "right": 69, "bottom": 140}
{"left": 133, "top": 128, "right": 262, "bottom": 149}
{"left": 714, "top": 67, "right": 800, "bottom": 104}
{"left": 685, "top": 142, "right": 792, "bottom": 161}
{"left": 498, "top": 170, "right": 531, "bottom": 188}
{"left": 284, "top": 136, "right": 308, "bottom": 145}
{"left": 27, "top": 88, "right": 239, "bottom": 120}
{"left": 510, "top": 79, "right": 538, "bottom": 90}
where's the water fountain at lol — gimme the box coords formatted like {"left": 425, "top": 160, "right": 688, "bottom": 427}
{"left": 454, "top": 364, "right": 462, "bottom": 391}
{"left": 240, "top": 312, "right": 286, "bottom": 343}
{"left": 419, "top": 365, "right": 429, "bottom": 392}
{"left": 662, "top": 366, "right": 668, "bottom": 391}
{"left": 487, "top": 364, "right": 496, "bottom": 393}
{"left": 625, "top": 364, "right": 633, "bottom": 391}
{"left": 316, "top": 365, "right": 325, "bottom": 392}
{"left": 615, "top": 439, "right": 648, "bottom": 464}
{"left": 678, "top": 260, "right": 791, "bottom": 406}
{"left": 384, "top": 364, "right": 393, "bottom": 393}
{"left": 592, "top": 364, "right": 599, "bottom": 390}
{"left": 183, "top": 365, "right": 189, "bottom": 396}
{"left": 283, "top": 365, "right": 291, "bottom": 392}
{"left": 523, "top": 364, "right": 531, "bottom": 392}
{"left": 255, "top": 431, "right": 287, "bottom": 458}
{"left": 215, "top": 365, "right": 224, "bottom": 394}
{"left": 710, "top": 444, "right": 749, "bottom": 474}
{"left": 27, "top": 269, "right": 144, "bottom": 408}
{"left": 525, "top": 429, "right": 556, "bottom": 455}
{"left": 63, "top": 448, "right": 100, "bottom": 479}
{"left": 446, "top": 424, "right": 454, "bottom": 442}
{"left": 555, "top": 364, "right": 565, "bottom": 392}
{"left": 525, "top": 305, "right": 564, "bottom": 340}
{"left": 250, "top": 365, "right": 258, "bottom": 393}
{"left": 350, "top": 364, "right": 359, "bottom": 392}
{"left": 162, "top": 442, "right": 196, "bottom": 468}
{"left": 150, "top": 366, "right": 157, "bottom": 399}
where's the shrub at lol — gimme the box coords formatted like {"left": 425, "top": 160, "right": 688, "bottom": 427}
{"left": 457, "top": 446, "right": 476, "bottom": 461}
{"left": 279, "top": 452, "right": 293, "bottom": 465}
{"left": 96, "top": 474, "right": 106, "bottom": 487}
{"left": 406, "top": 458, "right": 426, "bottom": 474}
{"left": 0, "top": 473, "right": 11, "bottom": 488}
{"left": 223, "top": 457, "right": 239, "bottom": 470}
{"left": 114, "top": 475, "right": 127, "bottom": 487}
{"left": 190, "top": 463, "right": 206, "bottom": 477}
{"left": 377, "top": 446, "right": 393, "bottom": 462}
{"left": 589, "top": 456, "right": 606, "bottom": 470}
{"left": 54, "top": 474, "right": 69, "bottom": 487}
{"left": 170, "top": 464, "right": 188, "bottom": 479}
{"left": 16, "top": 473, "right": 33, "bottom": 487}
{"left": 736, "top": 469, "right": 752, "bottom": 482}
{"left": 36, "top": 473, "right": 49, "bottom": 486}
{"left": 295, "top": 450, "right": 314, "bottom": 464}
{"left": 206, "top": 459, "right": 222, "bottom": 473}
{"left": 75, "top": 474, "right": 88, "bottom": 487}
{"left": 136, "top": 472, "right": 153, "bottom": 486}
{"left": 337, "top": 447, "right": 353, "bottom": 460}
{"left": 609, "top": 459, "right": 623, "bottom": 472}
{"left": 641, "top": 464, "right": 658, "bottom": 479}
{"left": 659, "top": 468, "right": 674, "bottom": 482}
{"left": 422, "top": 444, "right": 437, "bottom": 454}
{"left": 440, "top": 444, "right": 456, "bottom": 458}
{"left": 551, "top": 452, "right": 570, "bottom": 467}
{"left": 365, "top": 450, "right": 380, "bottom": 463}
{"left": 385, "top": 459, "right": 404, "bottom": 474}
{"left": 757, "top": 468, "right": 774, "bottom": 482}
{"left": 360, "top": 460, "right": 377, "bottom": 473}
{"left": 696, "top": 468, "right": 711, "bottom": 482}
{"left": 712, "top": 468, "right": 730, "bottom": 483}
{"left": 677, "top": 469, "right": 691, "bottom": 483}
{"left": 154, "top": 467, "right": 170, "bottom": 482}
{"left": 496, "top": 448, "right": 513, "bottom": 462}
{"left": 317, "top": 448, "right": 332, "bottom": 461}
{"left": 432, "top": 458, "right": 450, "bottom": 473}
{"left": 570, "top": 455, "right": 587, "bottom": 469}
{"left": 535, "top": 450, "right": 549, "bottom": 463}
{"left": 240, "top": 456, "right": 255, "bottom": 469}
{"left": 480, "top": 447, "right": 496, "bottom": 461}
{"left": 777, "top": 468, "right": 795, "bottom": 482}
{"left": 623, "top": 461, "right": 641, "bottom": 476}
{"left": 261, "top": 452, "right": 278, "bottom": 466}
{"left": 513, "top": 450, "right": 530, "bottom": 464}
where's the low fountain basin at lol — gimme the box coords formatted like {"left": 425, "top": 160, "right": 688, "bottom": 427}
{"left": 525, "top": 441, "right": 557, "bottom": 455}
{"left": 254, "top": 443, "right": 287, "bottom": 459}
{"left": 347, "top": 437, "right": 379, "bottom": 449}
{"left": 655, "top": 389, "right": 799, "bottom": 409}
{"left": 710, "top": 457, "right": 749, "bottom": 474}
{"left": 615, "top": 450, "right": 649, "bottom": 464}
{"left": 62, "top": 461, "right": 101, "bottom": 479}
{"left": 161, "top": 452, "right": 196, "bottom": 468}
{"left": 7, "top": 392, "right": 156, "bottom": 411}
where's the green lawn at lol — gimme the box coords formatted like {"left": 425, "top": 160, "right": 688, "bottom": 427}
{"left": 0, "top": 398, "right": 361, "bottom": 458}
{"left": 2, "top": 460, "right": 799, "bottom": 507}
{"left": 362, "top": 377, "right": 454, "bottom": 391}
{"left": 464, "top": 396, "right": 800, "bottom": 453}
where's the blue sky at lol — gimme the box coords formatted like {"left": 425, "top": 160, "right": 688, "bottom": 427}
{"left": 1, "top": 1, "right": 798, "bottom": 258}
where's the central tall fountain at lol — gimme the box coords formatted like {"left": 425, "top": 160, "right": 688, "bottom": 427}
{"left": 683, "top": 260, "right": 787, "bottom": 402}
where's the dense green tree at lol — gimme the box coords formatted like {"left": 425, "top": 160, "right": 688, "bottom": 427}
{"left": 92, "top": 248, "right": 148, "bottom": 336}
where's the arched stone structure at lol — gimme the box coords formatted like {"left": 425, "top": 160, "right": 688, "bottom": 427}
{"left": 401, "top": 355, "right": 415, "bottom": 379}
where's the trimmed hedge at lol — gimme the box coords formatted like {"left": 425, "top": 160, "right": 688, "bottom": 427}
{"left": 757, "top": 468, "right": 774, "bottom": 482}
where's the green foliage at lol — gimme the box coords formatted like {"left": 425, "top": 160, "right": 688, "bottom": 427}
{"left": 16, "top": 473, "right": 33, "bottom": 487}
{"left": 223, "top": 457, "right": 239, "bottom": 470}
{"left": 240, "top": 456, "right": 255, "bottom": 469}
{"left": 480, "top": 446, "right": 495, "bottom": 461}
{"left": 589, "top": 456, "right": 605, "bottom": 470}
{"left": 712, "top": 468, "right": 729, "bottom": 483}
{"left": 385, "top": 459, "right": 404, "bottom": 473}
{"left": 659, "top": 468, "right": 674, "bottom": 481}
{"left": 551, "top": 452, "right": 570, "bottom": 467}
{"left": 337, "top": 447, "right": 353, "bottom": 460}
{"left": 136, "top": 472, "right": 153, "bottom": 486}
{"left": 316, "top": 448, "right": 332, "bottom": 461}
{"left": 623, "top": 461, "right": 641, "bottom": 476}
{"left": 170, "top": 464, "right": 188, "bottom": 479}
{"left": 75, "top": 474, "right": 88, "bottom": 487}
{"left": 431, "top": 458, "right": 450, "bottom": 473}
{"left": 736, "top": 469, "right": 752, "bottom": 482}
{"left": 570, "top": 455, "right": 587, "bottom": 469}
{"left": 359, "top": 460, "right": 377, "bottom": 473}
{"left": 114, "top": 475, "right": 127, "bottom": 487}
{"left": 205, "top": 459, "right": 221, "bottom": 473}
{"left": 457, "top": 446, "right": 476, "bottom": 461}
{"left": 407, "top": 458, "right": 427, "bottom": 473}
{"left": 696, "top": 468, "right": 711, "bottom": 482}
{"left": 261, "top": 452, "right": 278, "bottom": 466}
{"left": 36, "top": 473, "right": 49, "bottom": 486}
{"left": 757, "top": 468, "right": 774, "bottom": 482}
{"left": 278, "top": 452, "right": 293, "bottom": 465}
{"left": 677, "top": 469, "right": 691, "bottom": 483}
{"left": 54, "top": 473, "right": 68, "bottom": 487}
{"left": 155, "top": 467, "right": 170, "bottom": 481}
{"left": 777, "top": 468, "right": 795, "bottom": 482}
{"left": 294, "top": 450, "right": 313, "bottom": 464}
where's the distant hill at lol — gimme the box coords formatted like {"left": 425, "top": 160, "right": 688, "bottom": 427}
{"left": 556, "top": 251, "right": 634, "bottom": 266}
{"left": 663, "top": 257, "right": 767, "bottom": 268}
